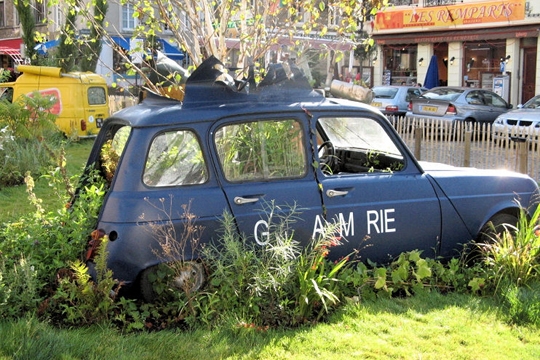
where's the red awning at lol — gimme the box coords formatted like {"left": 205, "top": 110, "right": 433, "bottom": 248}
{"left": 0, "top": 38, "right": 24, "bottom": 64}
{"left": 0, "top": 38, "right": 23, "bottom": 48}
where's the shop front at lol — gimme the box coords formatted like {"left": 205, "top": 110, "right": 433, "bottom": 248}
{"left": 370, "top": 0, "right": 540, "bottom": 106}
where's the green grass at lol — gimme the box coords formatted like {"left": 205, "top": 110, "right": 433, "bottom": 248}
{"left": 0, "top": 292, "right": 539, "bottom": 359}
{"left": 0, "top": 139, "right": 94, "bottom": 222}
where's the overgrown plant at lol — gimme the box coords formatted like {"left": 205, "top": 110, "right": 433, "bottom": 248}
{"left": 0, "top": 168, "right": 106, "bottom": 319}
{"left": 296, "top": 222, "right": 351, "bottom": 322}
{"left": 478, "top": 206, "right": 540, "bottom": 291}
{"left": 194, "top": 204, "right": 354, "bottom": 327}
{"left": 475, "top": 205, "right": 540, "bottom": 326}
{"left": 0, "top": 93, "right": 63, "bottom": 186}
{"left": 49, "top": 235, "right": 122, "bottom": 325}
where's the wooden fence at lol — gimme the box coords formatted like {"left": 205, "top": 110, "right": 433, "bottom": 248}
{"left": 391, "top": 116, "right": 540, "bottom": 182}
{"left": 108, "top": 95, "right": 138, "bottom": 114}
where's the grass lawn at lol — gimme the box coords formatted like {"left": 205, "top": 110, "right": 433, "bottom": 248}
{"left": 0, "top": 292, "right": 539, "bottom": 359}
{"left": 0, "top": 139, "right": 94, "bottom": 222}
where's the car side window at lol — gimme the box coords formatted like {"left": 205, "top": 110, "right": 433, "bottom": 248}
{"left": 406, "top": 88, "right": 421, "bottom": 102}
{"left": 143, "top": 130, "right": 207, "bottom": 187}
{"left": 318, "top": 116, "right": 405, "bottom": 174}
{"left": 215, "top": 119, "right": 306, "bottom": 182}
{"left": 100, "top": 125, "right": 131, "bottom": 183}
{"left": 482, "top": 91, "right": 507, "bottom": 108}
{"left": 466, "top": 91, "right": 485, "bottom": 105}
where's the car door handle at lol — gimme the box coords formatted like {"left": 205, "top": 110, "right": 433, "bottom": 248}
{"left": 326, "top": 189, "right": 349, "bottom": 197}
{"left": 234, "top": 196, "right": 260, "bottom": 205}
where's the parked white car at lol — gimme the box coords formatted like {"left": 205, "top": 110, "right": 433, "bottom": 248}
{"left": 492, "top": 95, "right": 540, "bottom": 143}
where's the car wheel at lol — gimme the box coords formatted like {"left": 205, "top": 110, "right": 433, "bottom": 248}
{"left": 140, "top": 261, "right": 206, "bottom": 302}
{"left": 469, "top": 213, "right": 519, "bottom": 262}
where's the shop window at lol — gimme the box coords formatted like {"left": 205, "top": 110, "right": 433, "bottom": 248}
{"left": 463, "top": 41, "right": 506, "bottom": 88}
{"left": 383, "top": 46, "right": 418, "bottom": 86}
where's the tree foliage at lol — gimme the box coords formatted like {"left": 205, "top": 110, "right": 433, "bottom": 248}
{"left": 23, "top": 0, "right": 385, "bottom": 90}
{"left": 14, "top": 0, "right": 38, "bottom": 64}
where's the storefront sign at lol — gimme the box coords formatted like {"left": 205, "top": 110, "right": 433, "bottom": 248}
{"left": 375, "top": 0, "right": 525, "bottom": 31}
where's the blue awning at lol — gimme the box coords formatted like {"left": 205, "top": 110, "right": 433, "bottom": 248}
{"left": 109, "top": 36, "right": 130, "bottom": 50}
{"left": 34, "top": 36, "right": 184, "bottom": 61}
{"left": 158, "top": 39, "right": 184, "bottom": 60}
{"left": 34, "top": 39, "right": 60, "bottom": 55}
{"left": 109, "top": 37, "right": 184, "bottom": 60}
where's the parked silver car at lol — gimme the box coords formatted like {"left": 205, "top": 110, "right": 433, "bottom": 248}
{"left": 371, "top": 85, "right": 426, "bottom": 117}
{"left": 406, "top": 87, "right": 512, "bottom": 124}
{"left": 492, "top": 94, "right": 540, "bottom": 142}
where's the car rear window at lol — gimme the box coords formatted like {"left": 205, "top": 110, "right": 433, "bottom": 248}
{"left": 143, "top": 130, "right": 208, "bottom": 187}
{"left": 215, "top": 119, "right": 306, "bottom": 182}
{"left": 373, "top": 87, "right": 398, "bottom": 99}
{"left": 422, "top": 88, "right": 463, "bottom": 101}
{"left": 88, "top": 87, "right": 107, "bottom": 105}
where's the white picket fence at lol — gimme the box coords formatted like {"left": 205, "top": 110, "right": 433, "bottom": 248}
{"left": 391, "top": 116, "right": 540, "bottom": 182}
{"left": 108, "top": 95, "right": 138, "bottom": 114}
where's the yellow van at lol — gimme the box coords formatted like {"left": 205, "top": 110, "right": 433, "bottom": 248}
{"left": 0, "top": 65, "right": 110, "bottom": 138}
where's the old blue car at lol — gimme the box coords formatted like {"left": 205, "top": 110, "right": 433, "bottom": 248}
{"left": 80, "top": 57, "right": 539, "bottom": 299}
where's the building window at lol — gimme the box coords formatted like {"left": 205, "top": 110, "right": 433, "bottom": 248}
{"left": 462, "top": 41, "right": 506, "bottom": 88}
{"left": 0, "top": 1, "right": 5, "bottom": 27}
{"left": 34, "top": 0, "right": 45, "bottom": 23}
{"left": 122, "top": 4, "right": 138, "bottom": 30}
{"left": 13, "top": 4, "right": 19, "bottom": 25}
{"left": 328, "top": 4, "right": 342, "bottom": 28}
{"left": 383, "top": 45, "right": 419, "bottom": 86}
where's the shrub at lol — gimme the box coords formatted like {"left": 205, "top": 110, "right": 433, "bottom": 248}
{"left": 0, "top": 168, "right": 106, "bottom": 319}
{"left": 0, "top": 94, "right": 63, "bottom": 187}
{"left": 478, "top": 205, "right": 540, "bottom": 290}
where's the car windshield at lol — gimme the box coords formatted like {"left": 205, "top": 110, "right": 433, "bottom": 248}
{"left": 373, "top": 87, "right": 398, "bottom": 99}
{"left": 318, "top": 116, "right": 402, "bottom": 156}
{"left": 523, "top": 96, "right": 540, "bottom": 109}
{"left": 421, "top": 88, "right": 463, "bottom": 101}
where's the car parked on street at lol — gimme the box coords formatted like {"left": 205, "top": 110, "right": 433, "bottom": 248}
{"left": 371, "top": 85, "right": 426, "bottom": 117}
{"left": 77, "top": 57, "right": 539, "bottom": 300}
{"left": 492, "top": 94, "right": 540, "bottom": 143}
{"left": 406, "top": 86, "right": 512, "bottom": 124}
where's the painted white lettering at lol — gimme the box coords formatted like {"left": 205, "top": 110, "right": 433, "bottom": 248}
{"left": 367, "top": 210, "right": 380, "bottom": 234}
{"left": 339, "top": 212, "right": 355, "bottom": 237}
{"left": 367, "top": 208, "right": 396, "bottom": 234}
{"left": 312, "top": 215, "right": 325, "bottom": 238}
{"left": 384, "top": 208, "right": 396, "bottom": 233}
{"left": 254, "top": 220, "right": 269, "bottom": 245}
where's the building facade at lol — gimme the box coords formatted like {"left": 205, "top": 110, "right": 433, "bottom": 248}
{"left": 369, "top": 0, "right": 540, "bottom": 106}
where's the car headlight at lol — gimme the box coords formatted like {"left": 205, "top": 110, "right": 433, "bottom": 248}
{"left": 494, "top": 118, "right": 504, "bottom": 125}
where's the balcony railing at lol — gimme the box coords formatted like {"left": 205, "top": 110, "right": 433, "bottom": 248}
{"left": 390, "top": 0, "right": 457, "bottom": 6}
{"left": 424, "top": 0, "right": 457, "bottom": 6}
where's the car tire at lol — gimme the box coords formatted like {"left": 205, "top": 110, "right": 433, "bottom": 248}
{"left": 468, "top": 213, "right": 519, "bottom": 262}
{"left": 140, "top": 261, "right": 206, "bottom": 302}
{"left": 478, "top": 213, "right": 519, "bottom": 243}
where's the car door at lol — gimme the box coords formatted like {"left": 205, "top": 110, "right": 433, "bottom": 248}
{"left": 481, "top": 90, "right": 511, "bottom": 122}
{"left": 464, "top": 90, "right": 493, "bottom": 123}
{"left": 212, "top": 114, "right": 323, "bottom": 247}
{"left": 314, "top": 115, "right": 443, "bottom": 264}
